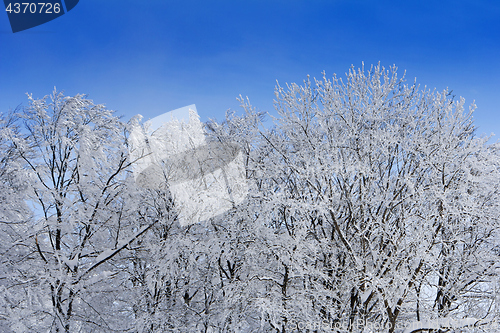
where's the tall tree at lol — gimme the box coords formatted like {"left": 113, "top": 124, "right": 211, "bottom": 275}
{"left": 207, "top": 64, "right": 500, "bottom": 332}
{"left": 2, "top": 90, "right": 153, "bottom": 332}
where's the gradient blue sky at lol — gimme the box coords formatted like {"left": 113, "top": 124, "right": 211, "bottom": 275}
{"left": 1, "top": 0, "right": 499, "bottom": 139}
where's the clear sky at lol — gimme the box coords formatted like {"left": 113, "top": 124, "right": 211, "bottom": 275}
{"left": 1, "top": 0, "right": 499, "bottom": 140}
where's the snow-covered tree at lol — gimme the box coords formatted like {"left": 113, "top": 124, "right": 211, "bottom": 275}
{"left": 0, "top": 90, "right": 156, "bottom": 332}
{"left": 0, "top": 110, "right": 33, "bottom": 332}
{"left": 207, "top": 64, "right": 500, "bottom": 332}
{"left": 2, "top": 64, "right": 499, "bottom": 333}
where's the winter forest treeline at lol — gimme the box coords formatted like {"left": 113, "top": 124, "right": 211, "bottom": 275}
{"left": 1, "top": 64, "right": 500, "bottom": 332}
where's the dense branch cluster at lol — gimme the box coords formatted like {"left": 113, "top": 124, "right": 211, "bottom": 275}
{"left": 1, "top": 64, "right": 499, "bottom": 332}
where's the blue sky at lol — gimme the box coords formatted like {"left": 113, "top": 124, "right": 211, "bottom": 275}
{"left": 1, "top": 0, "right": 499, "bottom": 140}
